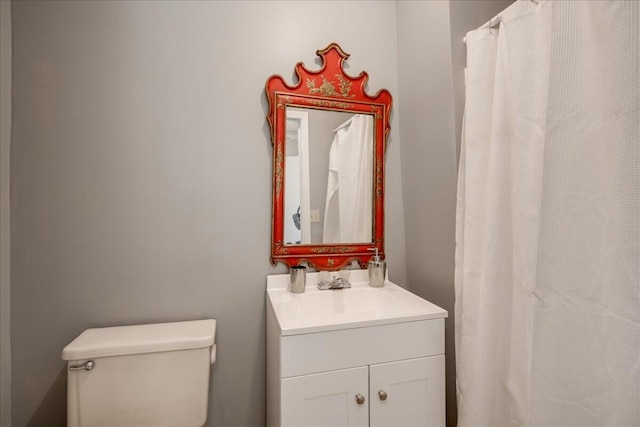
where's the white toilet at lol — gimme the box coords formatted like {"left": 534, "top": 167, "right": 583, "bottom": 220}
{"left": 62, "top": 319, "right": 217, "bottom": 427}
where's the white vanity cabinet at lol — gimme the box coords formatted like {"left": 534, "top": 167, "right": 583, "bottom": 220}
{"left": 281, "top": 355, "right": 445, "bottom": 427}
{"left": 369, "top": 355, "right": 445, "bottom": 427}
{"left": 281, "top": 365, "right": 368, "bottom": 427}
{"left": 266, "top": 271, "right": 448, "bottom": 427}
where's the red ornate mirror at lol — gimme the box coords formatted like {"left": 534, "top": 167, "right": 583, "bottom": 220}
{"left": 265, "top": 43, "right": 392, "bottom": 270}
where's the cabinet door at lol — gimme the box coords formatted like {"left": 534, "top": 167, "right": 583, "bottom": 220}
{"left": 281, "top": 366, "right": 368, "bottom": 427}
{"left": 370, "top": 355, "right": 445, "bottom": 427}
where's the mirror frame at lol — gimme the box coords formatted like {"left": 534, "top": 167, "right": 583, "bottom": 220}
{"left": 265, "top": 43, "right": 392, "bottom": 271}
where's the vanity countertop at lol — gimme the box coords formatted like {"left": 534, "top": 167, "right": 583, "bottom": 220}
{"left": 267, "top": 270, "right": 447, "bottom": 336}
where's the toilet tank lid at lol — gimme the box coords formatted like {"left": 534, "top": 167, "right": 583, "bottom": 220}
{"left": 62, "top": 319, "right": 216, "bottom": 361}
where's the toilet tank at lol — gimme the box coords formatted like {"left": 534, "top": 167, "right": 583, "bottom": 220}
{"left": 62, "top": 319, "right": 217, "bottom": 427}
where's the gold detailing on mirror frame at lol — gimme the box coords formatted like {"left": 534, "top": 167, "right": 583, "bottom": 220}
{"left": 336, "top": 75, "right": 353, "bottom": 97}
{"left": 305, "top": 98, "right": 354, "bottom": 109}
{"left": 273, "top": 241, "right": 289, "bottom": 255}
{"left": 306, "top": 75, "right": 355, "bottom": 99}
{"left": 327, "top": 258, "right": 335, "bottom": 267}
{"left": 375, "top": 162, "right": 383, "bottom": 198}
{"left": 277, "top": 95, "right": 292, "bottom": 109}
{"left": 371, "top": 105, "right": 382, "bottom": 120}
{"left": 274, "top": 145, "right": 284, "bottom": 198}
{"left": 310, "top": 246, "right": 360, "bottom": 254}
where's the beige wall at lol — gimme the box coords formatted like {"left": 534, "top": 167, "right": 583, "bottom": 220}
{"left": 1, "top": 1, "right": 12, "bottom": 426}
{"left": 10, "top": 1, "right": 405, "bottom": 426}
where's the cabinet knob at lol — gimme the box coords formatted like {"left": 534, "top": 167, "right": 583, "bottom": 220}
{"left": 355, "top": 394, "right": 365, "bottom": 405}
{"left": 378, "top": 390, "right": 388, "bottom": 401}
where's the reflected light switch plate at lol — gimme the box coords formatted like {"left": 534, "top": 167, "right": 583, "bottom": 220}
{"left": 310, "top": 210, "right": 320, "bottom": 223}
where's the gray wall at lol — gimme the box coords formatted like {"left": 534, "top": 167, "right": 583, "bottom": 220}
{"left": 396, "top": 1, "right": 513, "bottom": 425}
{"left": 10, "top": 1, "right": 405, "bottom": 426}
{"left": 8, "top": 1, "right": 515, "bottom": 426}
{"left": 1, "top": 1, "right": 12, "bottom": 426}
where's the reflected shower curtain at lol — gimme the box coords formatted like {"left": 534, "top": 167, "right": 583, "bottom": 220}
{"left": 323, "top": 114, "right": 373, "bottom": 243}
{"left": 455, "top": 1, "right": 639, "bottom": 426}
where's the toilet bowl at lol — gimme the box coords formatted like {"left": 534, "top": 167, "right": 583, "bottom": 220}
{"left": 62, "top": 319, "right": 217, "bottom": 427}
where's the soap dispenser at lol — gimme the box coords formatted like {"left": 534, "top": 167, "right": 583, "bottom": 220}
{"left": 367, "top": 248, "right": 386, "bottom": 287}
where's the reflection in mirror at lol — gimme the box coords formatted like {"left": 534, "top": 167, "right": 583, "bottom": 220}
{"left": 284, "top": 109, "right": 309, "bottom": 245}
{"left": 285, "top": 107, "right": 374, "bottom": 245}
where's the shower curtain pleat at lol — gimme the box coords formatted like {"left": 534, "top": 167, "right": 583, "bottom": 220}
{"left": 455, "top": 1, "right": 639, "bottom": 426}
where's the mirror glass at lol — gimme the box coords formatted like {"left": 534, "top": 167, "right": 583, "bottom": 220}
{"left": 284, "top": 107, "right": 374, "bottom": 246}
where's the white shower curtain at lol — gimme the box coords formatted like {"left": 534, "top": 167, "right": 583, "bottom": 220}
{"left": 455, "top": 1, "right": 639, "bottom": 426}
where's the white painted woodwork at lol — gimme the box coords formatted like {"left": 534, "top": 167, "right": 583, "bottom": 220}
{"left": 266, "top": 302, "right": 282, "bottom": 427}
{"left": 266, "top": 275, "right": 447, "bottom": 427}
{"left": 281, "top": 366, "right": 369, "bottom": 427}
{"left": 281, "top": 319, "right": 444, "bottom": 378}
{"left": 370, "top": 356, "right": 446, "bottom": 427}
